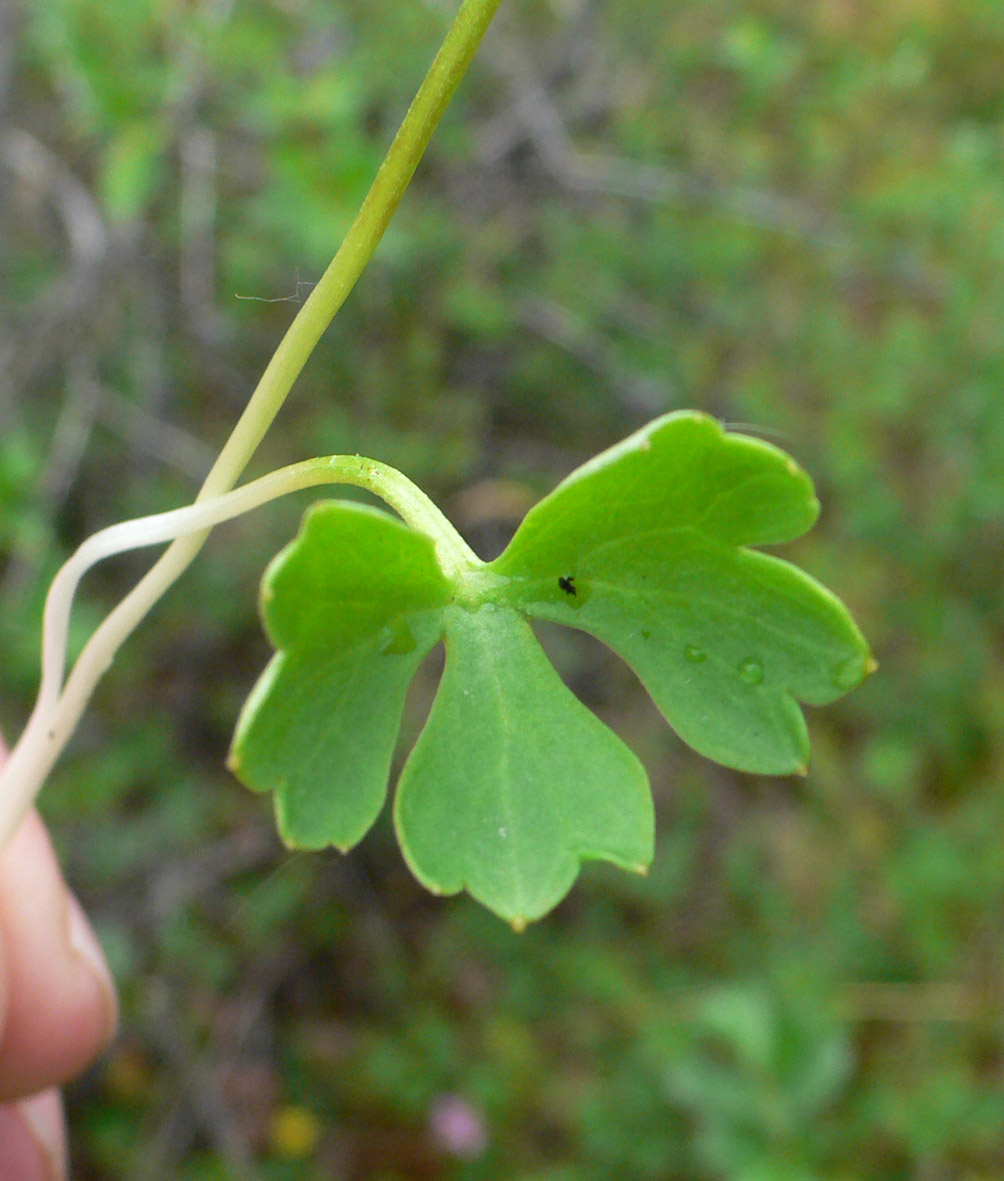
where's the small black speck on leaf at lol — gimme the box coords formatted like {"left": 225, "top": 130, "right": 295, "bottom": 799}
{"left": 558, "top": 575, "right": 577, "bottom": 596}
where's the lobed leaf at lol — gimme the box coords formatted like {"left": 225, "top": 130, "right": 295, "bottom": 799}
{"left": 232, "top": 412, "right": 873, "bottom": 923}
{"left": 489, "top": 412, "right": 872, "bottom": 774}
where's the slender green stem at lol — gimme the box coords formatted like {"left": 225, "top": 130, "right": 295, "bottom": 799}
{"left": 0, "top": 457, "right": 480, "bottom": 848}
{"left": 206, "top": 0, "right": 504, "bottom": 492}
{"left": 0, "top": 0, "right": 503, "bottom": 844}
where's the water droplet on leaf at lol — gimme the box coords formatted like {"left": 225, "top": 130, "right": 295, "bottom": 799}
{"left": 684, "top": 644, "right": 707, "bottom": 664}
{"left": 738, "top": 657, "right": 764, "bottom": 685}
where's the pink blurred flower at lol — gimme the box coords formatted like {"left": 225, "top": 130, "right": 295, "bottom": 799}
{"left": 429, "top": 1093, "right": 488, "bottom": 1159}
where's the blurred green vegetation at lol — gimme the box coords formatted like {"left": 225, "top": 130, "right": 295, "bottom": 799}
{"left": 3, "top": 0, "right": 1004, "bottom": 1176}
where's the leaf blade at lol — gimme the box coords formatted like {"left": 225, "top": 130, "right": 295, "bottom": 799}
{"left": 489, "top": 412, "right": 871, "bottom": 774}
{"left": 394, "top": 604, "right": 654, "bottom": 926}
{"left": 230, "top": 500, "right": 450, "bottom": 849}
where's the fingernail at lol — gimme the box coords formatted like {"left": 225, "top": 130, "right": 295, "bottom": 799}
{"left": 66, "top": 894, "right": 118, "bottom": 1045}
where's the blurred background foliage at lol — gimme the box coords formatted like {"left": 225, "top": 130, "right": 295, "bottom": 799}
{"left": 2, "top": 0, "right": 1004, "bottom": 1175}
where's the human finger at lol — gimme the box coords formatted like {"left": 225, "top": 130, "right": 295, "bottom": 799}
{"left": 0, "top": 740, "right": 118, "bottom": 1100}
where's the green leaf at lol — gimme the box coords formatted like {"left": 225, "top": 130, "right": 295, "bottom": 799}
{"left": 489, "top": 411, "right": 872, "bottom": 774}
{"left": 229, "top": 501, "right": 450, "bottom": 849}
{"left": 394, "top": 604, "right": 653, "bottom": 927}
{"left": 232, "top": 412, "right": 871, "bottom": 923}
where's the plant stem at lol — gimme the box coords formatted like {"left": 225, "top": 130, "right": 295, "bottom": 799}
{"left": 208, "top": 0, "right": 504, "bottom": 489}
{"left": 0, "top": 458, "right": 480, "bottom": 848}
{"left": 0, "top": 0, "right": 503, "bottom": 844}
